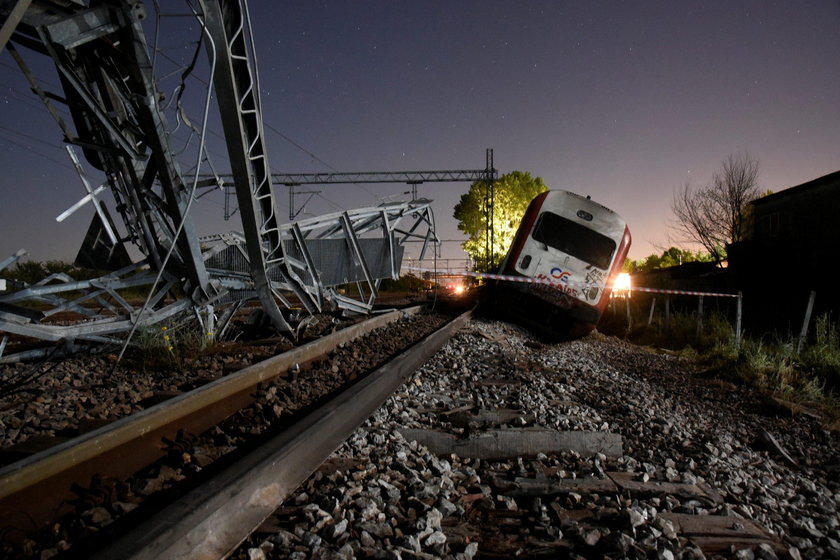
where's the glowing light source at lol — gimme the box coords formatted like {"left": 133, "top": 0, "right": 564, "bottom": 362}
{"left": 613, "top": 272, "right": 631, "bottom": 293}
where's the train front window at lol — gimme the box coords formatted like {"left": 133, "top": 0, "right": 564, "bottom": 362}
{"left": 531, "top": 212, "right": 616, "bottom": 269}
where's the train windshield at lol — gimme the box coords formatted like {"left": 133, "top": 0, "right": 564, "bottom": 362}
{"left": 531, "top": 212, "right": 616, "bottom": 269}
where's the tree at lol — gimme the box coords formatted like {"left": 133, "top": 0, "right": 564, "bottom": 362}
{"left": 671, "top": 152, "right": 760, "bottom": 264}
{"left": 453, "top": 171, "right": 548, "bottom": 271}
{"left": 623, "top": 247, "right": 714, "bottom": 273}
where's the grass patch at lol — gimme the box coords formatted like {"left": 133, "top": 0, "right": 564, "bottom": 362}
{"left": 602, "top": 306, "right": 840, "bottom": 425}
{"left": 126, "top": 321, "right": 223, "bottom": 372}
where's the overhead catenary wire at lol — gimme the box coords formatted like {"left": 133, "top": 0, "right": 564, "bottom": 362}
{"left": 4, "top": 1, "right": 413, "bottom": 266}
{"left": 143, "top": 12, "right": 349, "bottom": 217}
{"left": 0, "top": 124, "right": 65, "bottom": 149}
{"left": 0, "top": 130, "right": 73, "bottom": 170}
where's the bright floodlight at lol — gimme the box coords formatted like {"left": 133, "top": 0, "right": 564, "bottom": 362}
{"left": 614, "top": 272, "right": 631, "bottom": 293}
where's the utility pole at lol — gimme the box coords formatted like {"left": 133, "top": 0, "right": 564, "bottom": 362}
{"left": 484, "top": 148, "right": 495, "bottom": 271}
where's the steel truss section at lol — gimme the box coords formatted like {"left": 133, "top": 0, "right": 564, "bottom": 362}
{"left": 0, "top": 1, "right": 225, "bottom": 361}
{"left": 198, "top": 0, "right": 303, "bottom": 334}
{"left": 3, "top": 0, "right": 220, "bottom": 298}
{"left": 213, "top": 165, "right": 499, "bottom": 221}
{"left": 201, "top": 200, "right": 438, "bottom": 316}
{"left": 273, "top": 170, "right": 497, "bottom": 186}
{"left": 0, "top": 260, "right": 191, "bottom": 362}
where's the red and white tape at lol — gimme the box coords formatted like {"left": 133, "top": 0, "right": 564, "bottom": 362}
{"left": 400, "top": 266, "right": 740, "bottom": 298}
{"left": 630, "top": 286, "right": 739, "bottom": 298}
{"left": 402, "top": 266, "right": 583, "bottom": 287}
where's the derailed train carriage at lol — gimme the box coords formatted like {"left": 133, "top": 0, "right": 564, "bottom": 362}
{"left": 492, "top": 190, "right": 631, "bottom": 339}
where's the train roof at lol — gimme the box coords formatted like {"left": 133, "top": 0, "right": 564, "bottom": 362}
{"left": 542, "top": 189, "right": 625, "bottom": 221}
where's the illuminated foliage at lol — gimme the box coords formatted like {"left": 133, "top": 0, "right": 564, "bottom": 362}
{"left": 453, "top": 171, "right": 548, "bottom": 272}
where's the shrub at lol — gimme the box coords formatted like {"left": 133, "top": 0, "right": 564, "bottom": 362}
{"left": 127, "top": 321, "right": 210, "bottom": 371}
{"left": 2, "top": 260, "right": 105, "bottom": 284}
{"left": 379, "top": 274, "right": 428, "bottom": 293}
{"left": 799, "top": 313, "right": 840, "bottom": 393}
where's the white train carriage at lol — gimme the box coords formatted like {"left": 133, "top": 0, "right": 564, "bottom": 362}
{"left": 495, "top": 190, "right": 631, "bottom": 339}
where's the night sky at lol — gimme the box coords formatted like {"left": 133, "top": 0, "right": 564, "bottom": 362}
{"left": 1, "top": 1, "right": 838, "bottom": 266}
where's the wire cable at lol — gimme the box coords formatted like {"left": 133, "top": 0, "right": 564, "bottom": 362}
{"left": 0, "top": 131, "right": 73, "bottom": 170}
{"left": 115, "top": 4, "right": 217, "bottom": 365}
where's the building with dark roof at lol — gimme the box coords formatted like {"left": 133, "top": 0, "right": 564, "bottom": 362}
{"left": 729, "top": 170, "right": 840, "bottom": 333}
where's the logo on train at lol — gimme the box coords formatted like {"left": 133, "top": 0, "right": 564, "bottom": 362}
{"left": 550, "top": 267, "right": 570, "bottom": 284}
{"left": 533, "top": 267, "right": 577, "bottom": 298}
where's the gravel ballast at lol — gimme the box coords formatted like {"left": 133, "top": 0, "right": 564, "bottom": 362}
{"left": 235, "top": 318, "right": 840, "bottom": 560}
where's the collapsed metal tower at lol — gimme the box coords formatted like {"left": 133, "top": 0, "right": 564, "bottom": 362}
{"left": 0, "top": 0, "right": 448, "bottom": 361}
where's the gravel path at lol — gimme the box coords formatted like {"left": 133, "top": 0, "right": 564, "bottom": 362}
{"left": 235, "top": 318, "right": 840, "bottom": 560}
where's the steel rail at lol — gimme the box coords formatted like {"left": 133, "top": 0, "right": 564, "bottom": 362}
{"left": 0, "top": 306, "right": 426, "bottom": 538}
{"left": 93, "top": 308, "right": 473, "bottom": 560}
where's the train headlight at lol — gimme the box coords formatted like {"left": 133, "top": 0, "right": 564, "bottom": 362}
{"left": 613, "top": 273, "right": 631, "bottom": 294}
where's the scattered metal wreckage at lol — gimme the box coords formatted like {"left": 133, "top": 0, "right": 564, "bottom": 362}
{"left": 0, "top": 1, "right": 495, "bottom": 362}
{"left": 0, "top": 199, "right": 439, "bottom": 360}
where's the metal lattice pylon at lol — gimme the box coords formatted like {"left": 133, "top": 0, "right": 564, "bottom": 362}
{"left": 0, "top": 0, "right": 443, "bottom": 362}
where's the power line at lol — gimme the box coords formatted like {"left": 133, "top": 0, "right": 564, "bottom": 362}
{"left": 0, "top": 124, "right": 64, "bottom": 150}
{"left": 0, "top": 60, "right": 62, "bottom": 91}
{"left": 2, "top": 26, "right": 381, "bottom": 219}
{"left": 260, "top": 121, "right": 384, "bottom": 203}
{"left": 0, "top": 132, "right": 71, "bottom": 170}
{"left": 2, "top": 85, "right": 70, "bottom": 117}
{"left": 262, "top": 120, "right": 336, "bottom": 172}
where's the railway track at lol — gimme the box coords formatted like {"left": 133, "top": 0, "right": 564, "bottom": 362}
{"left": 2, "top": 302, "right": 837, "bottom": 559}
{"left": 0, "top": 304, "right": 471, "bottom": 559}
{"left": 225, "top": 320, "right": 828, "bottom": 560}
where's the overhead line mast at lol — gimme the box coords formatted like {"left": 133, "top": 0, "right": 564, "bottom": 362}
{"left": 0, "top": 0, "right": 448, "bottom": 358}
{"left": 209, "top": 149, "right": 498, "bottom": 270}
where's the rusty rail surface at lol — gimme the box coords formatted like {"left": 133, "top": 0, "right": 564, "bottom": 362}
{"left": 0, "top": 306, "right": 426, "bottom": 540}
{"left": 92, "top": 308, "right": 473, "bottom": 560}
